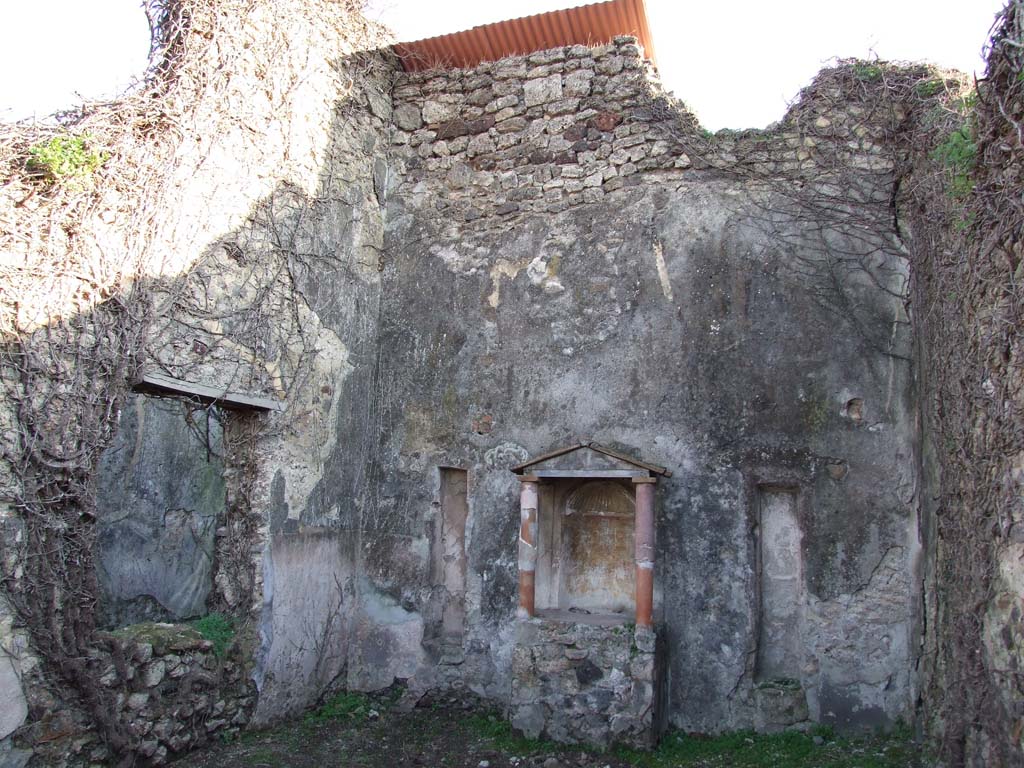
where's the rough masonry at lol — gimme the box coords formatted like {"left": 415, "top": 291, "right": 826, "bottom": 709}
{"left": 2, "top": 1, "right": 972, "bottom": 763}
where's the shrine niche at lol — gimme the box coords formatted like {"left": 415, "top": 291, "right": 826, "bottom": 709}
{"left": 509, "top": 443, "right": 670, "bottom": 747}
{"left": 511, "top": 442, "right": 669, "bottom": 626}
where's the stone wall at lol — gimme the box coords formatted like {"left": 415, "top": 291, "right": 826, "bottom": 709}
{"left": 12, "top": 622, "right": 253, "bottom": 766}
{"left": 1, "top": 0, "right": 978, "bottom": 760}
{"left": 375, "top": 38, "right": 920, "bottom": 735}
{"left": 510, "top": 620, "right": 664, "bottom": 748}
{"left": 907, "top": 3, "right": 1024, "bottom": 763}
{"left": 388, "top": 36, "right": 690, "bottom": 231}
{"left": 0, "top": 0, "right": 396, "bottom": 763}
{"left": 94, "top": 623, "right": 253, "bottom": 765}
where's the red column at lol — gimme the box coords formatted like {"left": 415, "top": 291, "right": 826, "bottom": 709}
{"left": 518, "top": 478, "right": 539, "bottom": 618}
{"left": 634, "top": 479, "right": 656, "bottom": 627}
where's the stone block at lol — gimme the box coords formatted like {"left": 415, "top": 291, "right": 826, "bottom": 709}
{"left": 393, "top": 102, "right": 421, "bottom": 130}
{"left": 422, "top": 101, "right": 456, "bottom": 125}
{"left": 493, "top": 106, "right": 525, "bottom": 122}
{"left": 524, "top": 75, "right": 562, "bottom": 108}
{"left": 597, "top": 56, "right": 625, "bottom": 75}
{"left": 564, "top": 70, "right": 593, "bottom": 97}
{"left": 546, "top": 98, "right": 580, "bottom": 116}
{"left": 494, "top": 59, "right": 528, "bottom": 80}
{"left": 529, "top": 49, "right": 567, "bottom": 65}
{"left": 366, "top": 89, "right": 391, "bottom": 121}
{"left": 466, "top": 88, "right": 493, "bottom": 107}
{"left": 511, "top": 703, "right": 545, "bottom": 738}
{"left": 141, "top": 659, "right": 166, "bottom": 688}
{"left": 495, "top": 117, "right": 528, "bottom": 134}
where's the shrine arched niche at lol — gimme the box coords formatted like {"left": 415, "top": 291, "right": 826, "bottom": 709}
{"left": 512, "top": 441, "right": 669, "bottom": 626}
{"left": 537, "top": 479, "right": 636, "bottom": 616}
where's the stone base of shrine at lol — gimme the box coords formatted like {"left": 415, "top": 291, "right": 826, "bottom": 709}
{"left": 509, "top": 613, "right": 666, "bottom": 749}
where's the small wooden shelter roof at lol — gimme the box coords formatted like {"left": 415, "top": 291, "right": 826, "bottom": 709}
{"left": 133, "top": 371, "right": 284, "bottom": 413}
{"left": 511, "top": 441, "right": 670, "bottom": 477}
{"left": 394, "top": 0, "right": 657, "bottom": 73}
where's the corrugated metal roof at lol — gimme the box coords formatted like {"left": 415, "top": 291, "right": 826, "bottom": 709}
{"left": 394, "top": 0, "right": 657, "bottom": 73}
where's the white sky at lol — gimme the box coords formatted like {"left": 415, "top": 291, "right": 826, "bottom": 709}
{"left": 0, "top": 0, "right": 1005, "bottom": 129}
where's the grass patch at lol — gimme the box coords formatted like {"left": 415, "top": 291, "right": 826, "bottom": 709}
{"left": 304, "top": 691, "right": 372, "bottom": 726}
{"left": 465, "top": 712, "right": 562, "bottom": 754}
{"left": 614, "top": 725, "right": 919, "bottom": 768}
{"left": 245, "top": 746, "right": 283, "bottom": 765}
{"left": 191, "top": 613, "right": 235, "bottom": 658}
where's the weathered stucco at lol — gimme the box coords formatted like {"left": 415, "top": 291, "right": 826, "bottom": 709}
{"left": 3, "top": 2, "right": 953, "bottom": 760}
{"left": 96, "top": 394, "right": 225, "bottom": 626}
{"left": 346, "top": 36, "right": 918, "bottom": 733}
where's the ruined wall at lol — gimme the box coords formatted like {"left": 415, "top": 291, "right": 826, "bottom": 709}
{"left": 365, "top": 37, "right": 921, "bottom": 733}
{"left": 510, "top": 619, "right": 664, "bottom": 748}
{"left": 0, "top": 0, "right": 395, "bottom": 762}
{"left": 908, "top": 2, "right": 1024, "bottom": 764}
{"left": 5, "top": 0, "right": 1011, "bottom": 761}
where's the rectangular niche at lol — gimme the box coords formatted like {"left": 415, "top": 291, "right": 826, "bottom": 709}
{"left": 435, "top": 467, "right": 468, "bottom": 640}
{"left": 755, "top": 487, "right": 805, "bottom": 682}
{"left": 535, "top": 480, "right": 636, "bottom": 618}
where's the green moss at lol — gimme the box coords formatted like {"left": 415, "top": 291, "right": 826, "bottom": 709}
{"left": 442, "top": 385, "right": 458, "bottom": 420}
{"left": 755, "top": 677, "right": 802, "bottom": 691}
{"left": 802, "top": 397, "right": 829, "bottom": 433}
{"left": 304, "top": 691, "right": 372, "bottom": 725}
{"left": 932, "top": 125, "right": 977, "bottom": 199}
{"left": 191, "top": 613, "right": 235, "bottom": 658}
{"left": 27, "top": 133, "right": 107, "bottom": 185}
{"left": 852, "top": 62, "right": 884, "bottom": 82}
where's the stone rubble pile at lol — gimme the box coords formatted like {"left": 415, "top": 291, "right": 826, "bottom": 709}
{"left": 510, "top": 619, "right": 662, "bottom": 748}
{"left": 91, "top": 622, "right": 255, "bottom": 765}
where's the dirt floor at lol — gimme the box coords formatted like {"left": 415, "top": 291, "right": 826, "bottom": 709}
{"left": 173, "top": 690, "right": 925, "bottom": 768}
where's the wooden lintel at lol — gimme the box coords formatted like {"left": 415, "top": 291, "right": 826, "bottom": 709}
{"left": 134, "top": 372, "right": 284, "bottom": 413}
{"left": 531, "top": 469, "right": 647, "bottom": 478}
{"left": 632, "top": 476, "right": 657, "bottom": 484}
{"left": 519, "top": 474, "right": 540, "bottom": 483}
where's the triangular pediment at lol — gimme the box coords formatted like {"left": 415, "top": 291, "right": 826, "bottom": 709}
{"left": 511, "top": 442, "right": 670, "bottom": 478}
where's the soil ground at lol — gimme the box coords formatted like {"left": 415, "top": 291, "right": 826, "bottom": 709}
{"left": 173, "top": 690, "right": 926, "bottom": 768}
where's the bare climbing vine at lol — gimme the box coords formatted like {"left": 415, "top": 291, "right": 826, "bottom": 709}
{"left": 645, "top": 19, "right": 1020, "bottom": 761}
{"left": 908, "top": 2, "right": 1024, "bottom": 763}
{"left": 0, "top": 0, "right": 390, "bottom": 762}
{"left": 654, "top": 59, "right": 971, "bottom": 364}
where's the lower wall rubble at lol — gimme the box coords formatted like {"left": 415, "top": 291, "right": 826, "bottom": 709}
{"left": 93, "top": 623, "right": 255, "bottom": 764}
{"left": 510, "top": 618, "right": 665, "bottom": 748}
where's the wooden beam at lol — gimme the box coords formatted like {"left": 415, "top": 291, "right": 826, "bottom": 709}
{"left": 134, "top": 372, "right": 284, "bottom": 413}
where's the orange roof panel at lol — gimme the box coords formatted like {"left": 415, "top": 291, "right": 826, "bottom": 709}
{"left": 394, "top": 0, "right": 658, "bottom": 73}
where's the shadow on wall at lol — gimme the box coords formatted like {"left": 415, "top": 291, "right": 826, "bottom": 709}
{"left": 1, "top": 34, "right": 403, "bottom": 761}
